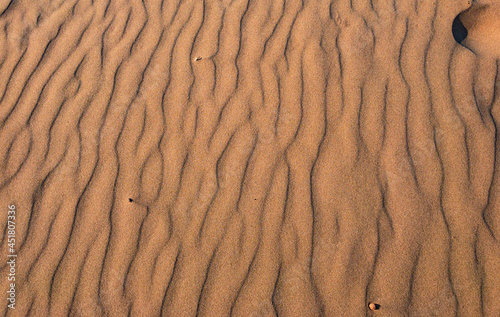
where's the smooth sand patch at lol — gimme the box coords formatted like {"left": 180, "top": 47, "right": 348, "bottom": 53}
{"left": 458, "top": 1, "right": 500, "bottom": 58}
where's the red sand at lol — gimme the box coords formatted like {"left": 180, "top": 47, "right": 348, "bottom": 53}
{"left": 0, "top": 0, "right": 499, "bottom": 316}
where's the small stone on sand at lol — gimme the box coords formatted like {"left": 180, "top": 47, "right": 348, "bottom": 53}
{"left": 368, "top": 302, "right": 380, "bottom": 311}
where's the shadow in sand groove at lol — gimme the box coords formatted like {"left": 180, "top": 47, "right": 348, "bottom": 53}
{"left": 452, "top": 15, "right": 468, "bottom": 44}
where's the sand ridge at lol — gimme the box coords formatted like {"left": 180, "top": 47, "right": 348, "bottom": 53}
{"left": 0, "top": 0, "right": 499, "bottom": 316}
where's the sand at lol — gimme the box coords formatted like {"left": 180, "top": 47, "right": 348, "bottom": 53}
{"left": 0, "top": 0, "right": 499, "bottom": 316}
{"left": 458, "top": 0, "right": 500, "bottom": 58}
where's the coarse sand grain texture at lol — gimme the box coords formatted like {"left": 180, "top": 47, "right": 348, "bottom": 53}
{"left": 0, "top": 0, "right": 499, "bottom": 316}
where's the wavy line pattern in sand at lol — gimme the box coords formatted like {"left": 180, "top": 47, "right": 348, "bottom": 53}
{"left": 0, "top": 0, "right": 499, "bottom": 316}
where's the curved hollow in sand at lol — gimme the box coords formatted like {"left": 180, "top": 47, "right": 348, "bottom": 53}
{"left": 458, "top": 1, "right": 500, "bottom": 58}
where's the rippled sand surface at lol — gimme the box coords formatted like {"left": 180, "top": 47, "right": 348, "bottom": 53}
{"left": 0, "top": 0, "right": 499, "bottom": 316}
